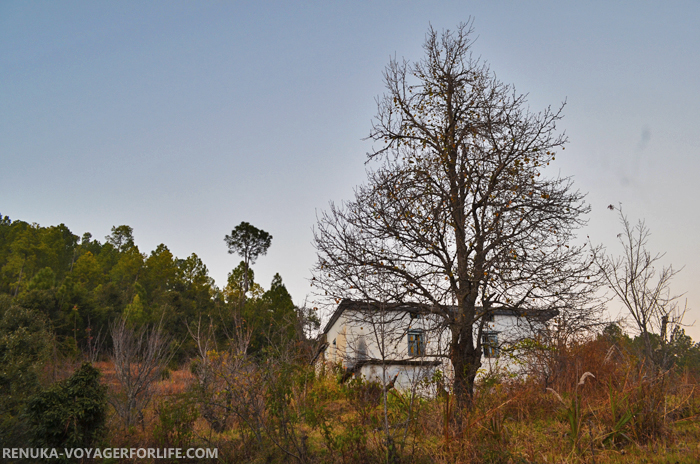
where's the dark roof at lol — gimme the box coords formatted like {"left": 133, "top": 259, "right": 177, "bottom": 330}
{"left": 321, "top": 299, "right": 558, "bottom": 335}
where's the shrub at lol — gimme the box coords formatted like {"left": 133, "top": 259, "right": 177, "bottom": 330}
{"left": 153, "top": 393, "right": 199, "bottom": 448}
{"left": 0, "top": 301, "right": 51, "bottom": 446}
{"left": 27, "top": 362, "right": 107, "bottom": 452}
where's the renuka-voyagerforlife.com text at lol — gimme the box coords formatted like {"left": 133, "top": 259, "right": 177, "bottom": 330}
{"left": 3, "top": 447, "right": 218, "bottom": 460}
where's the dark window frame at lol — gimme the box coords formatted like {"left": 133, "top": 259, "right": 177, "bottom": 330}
{"left": 407, "top": 329, "right": 426, "bottom": 356}
{"left": 482, "top": 332, "right": 499, "bottom": 358}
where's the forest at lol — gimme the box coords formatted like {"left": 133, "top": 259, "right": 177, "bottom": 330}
{"left": 2, "top": 213, "right": 700, "bottom": 463}
{"left": 0, "top": 215, "right": 317, "bottom": 460}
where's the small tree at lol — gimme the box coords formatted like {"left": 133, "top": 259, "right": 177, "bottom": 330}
{"left": 598, "top": 207, "right": 688, "bottom": 371}
{"left": 27, "top": 362, "right": 107, "bottom": 451}
{"left": 110, "top": 317, "right": 173, "bottom": 429}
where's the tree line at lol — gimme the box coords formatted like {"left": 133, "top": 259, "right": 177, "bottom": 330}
{"left": 0, "top": 216, "right": 311, "bottom": 359}
{"left": 0, "top": 215, "right": 322, "bottom": 450}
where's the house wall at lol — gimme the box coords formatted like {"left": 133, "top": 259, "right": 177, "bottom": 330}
{"left": 321, "top": 307, "right": 542, "bottom": 389}
{"left": 479, "top": 313, "right": 535, "bottom": 375}
{"left": 325, "top": 312, "right": 347, "bottom": 364}
{"left": 340, "top": 309, "right": 438, "bottom": 363}
{"left": 358, "top": 363, "right": 432, "bottom": 392}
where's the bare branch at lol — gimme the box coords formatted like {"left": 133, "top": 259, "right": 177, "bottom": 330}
{"left": 109, "top": 318, "right": 173, "bottom": 429}
{"left": 313, "top": 23, "right": 602, "bottom": 406}
{"left": 597, "top": 206, "right": 688, "bottom": 371}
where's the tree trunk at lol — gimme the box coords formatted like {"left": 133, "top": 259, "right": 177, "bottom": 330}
{"left": 451, "top": 326, "right": 481, "bottom": 409}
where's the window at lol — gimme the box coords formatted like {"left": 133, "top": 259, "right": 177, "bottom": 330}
{"left": 482, "top": 332, "right": 499, "bottom": 358}
{"left": 357, "top": 335, "right": 367, "bottom": 360}
{"left": 408, "top": 330, "right": 425, "bottom": 356}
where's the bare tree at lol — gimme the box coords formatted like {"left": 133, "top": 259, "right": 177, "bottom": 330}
{"left": 110, "top": 318, "right": 173, "bottom": 429}
{"left": 313, "top": 21, "right": 601, "bottom": 407}
{"left": 83, "top": 321, "right": 105, "bottom": 364}
{"left": 598, "top": 207, "right": 688, "bottom": 371}
{"left": 188, "top": 311, "right": 261, "bottom": 436}
{"left": 187, "top": 317, "right": 230, "bottom": 433}
{"left": 190, "top": 311, "right": 314, "bottom": 463}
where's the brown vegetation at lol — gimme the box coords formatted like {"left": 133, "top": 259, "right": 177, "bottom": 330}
{"left": 78, "top": 332, "right": 700, "bottom": 464}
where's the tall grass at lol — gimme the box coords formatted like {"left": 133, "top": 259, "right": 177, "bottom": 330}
{"left": 76, "top": 334, "right": 700, "bottom": 463}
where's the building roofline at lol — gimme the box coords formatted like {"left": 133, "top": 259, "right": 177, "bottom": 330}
{"left": 321, "top": 299, "right": 422, "bottom": 334}
{"left": 320, "top": 299, "right": 558, "bottom": 335}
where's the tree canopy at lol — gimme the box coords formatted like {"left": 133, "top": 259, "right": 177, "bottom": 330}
{"left": 313, "top": 22, "right": 601, "bottom": 405}
{"left": 0, "top": 214, "right": 298, "bottom": 361}
{"left": 225, "top": 222, "right": 272, "bottom": 295}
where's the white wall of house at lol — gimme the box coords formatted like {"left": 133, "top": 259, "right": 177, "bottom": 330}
{"left": 320, "top": 306, "right": 541, "bottom": 390}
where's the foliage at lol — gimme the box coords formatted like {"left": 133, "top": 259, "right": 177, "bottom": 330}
{"left": 222, "top": 269, "right": 300, "bottom": 355}
{"left": 0, "top": 298, "right": 52, "bottom": 446}
{"left": 0, "top": 217, "right": 78, "bottom": 296}
{"left": 188, "top": 327, "right": 700, "bottom": 463}
{"left": 26, "top": 363, "right": 107, "bottom": 453}
{"left": 6, "top": 313, "right": 682, "bottom": 464}
{"left": 224, "top": 261, "right": 263, "bottom": 303}
{"left": 224, "top": 221, "right": 272, "bottom": 296}
{"left": 602, "top": 382, "right": 635, "bottom": 446}
{"left": 668, "top": 327, "right": 700, "bottom": 372}
{"left": 152, "top": 392, "right": 199, "bottom": 448}
{"left": 0, "top": 213, "right": 301, "bottom": 370}
{"left": 106, "top": 225, "right": 135, "bottom": 253}
{"left": 548, "top": 372, "right": 596, "bottom": 452}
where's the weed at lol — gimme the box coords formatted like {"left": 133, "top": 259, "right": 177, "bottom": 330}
{"left": 548, "top": 371, "right": 595, "bottom": 453}
{"left": 152, "top": 392, "right": 199, "bottom": 448}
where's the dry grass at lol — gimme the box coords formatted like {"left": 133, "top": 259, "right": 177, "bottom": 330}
{"left": 66, "top": 341, "right": 700, "bottom": 463}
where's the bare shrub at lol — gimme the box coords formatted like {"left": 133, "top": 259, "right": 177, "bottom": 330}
{"left": 83, "top": 323, "right": 104, "bottom": 364}
{"left": 188, "top": 314, "right": 258, "bottom": 436}
{"left": 109, "top": 318, "right": 173, "bottom": 429}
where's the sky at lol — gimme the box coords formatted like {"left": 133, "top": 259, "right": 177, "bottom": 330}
{"left": 1, "top": 2, "right": 699, "bottom": 338}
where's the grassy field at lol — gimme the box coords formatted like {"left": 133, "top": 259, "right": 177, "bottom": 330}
{"left": 90, "top": 336, "right": 700, "bottom": 464}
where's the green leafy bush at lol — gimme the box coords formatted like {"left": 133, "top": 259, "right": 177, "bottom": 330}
{"left": 27, "top": 362, "right": 107, "bottom": 452}
{"left": 0, "top": 300, "right": 51, "bottom": 445}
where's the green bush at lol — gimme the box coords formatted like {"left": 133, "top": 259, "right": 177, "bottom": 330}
{"left": 153, "top": 393, "right": 199, "bottom": 448}
{"left": 27, "top": 362, "right": 107, "bottom": 452}
{"left": 0, "top": 300, "right": 51, "bottom": 446}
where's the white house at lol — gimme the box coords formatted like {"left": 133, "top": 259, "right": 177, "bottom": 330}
{"left": 313, "top": 299, "right": 556, "bottom": 391}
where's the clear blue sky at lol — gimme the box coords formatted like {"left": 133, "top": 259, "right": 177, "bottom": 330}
{"left": 2, "top": 2, "right": 699, "bottom": 338}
